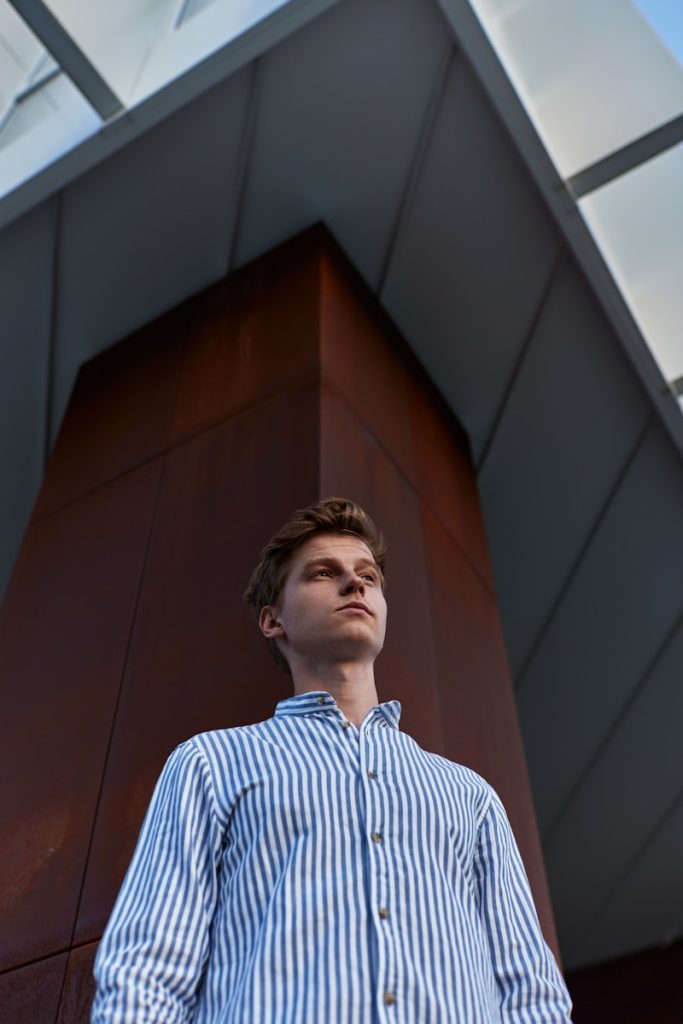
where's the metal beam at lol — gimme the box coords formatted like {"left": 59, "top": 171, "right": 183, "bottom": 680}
{"left": 7, "top": 0, "right": 123, "bottom": 120}
{"left": 567, "top": 112, "right": 683, "bottom": 199}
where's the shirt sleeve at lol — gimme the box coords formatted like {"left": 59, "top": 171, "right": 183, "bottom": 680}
{"left": 472, "top": 790, "right": 573, "bottom": 1023}
{"left": 91, "top": 740, "right": 222, "bottom": 1024}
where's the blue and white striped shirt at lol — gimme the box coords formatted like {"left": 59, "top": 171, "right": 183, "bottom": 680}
{"left": 92, "top": 691, "right": 572, "bottom": 1023}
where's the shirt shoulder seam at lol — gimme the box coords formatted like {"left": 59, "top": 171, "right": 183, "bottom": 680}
{"left": 186, "top": 735, "right": 223, "bottom": 829}
{"left": 474, "top": 786, "right": 494, "bottom": 833}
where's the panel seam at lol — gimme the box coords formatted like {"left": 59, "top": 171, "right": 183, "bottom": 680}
{"left": 31, "top": 368, "right": 321, "bottom": 524}
{"left": 566, "top": 786, "right": 683, "bottom": 964}
{"left": 377, "top": 41, "right": 454, "bottom": 297}
{"left": 226, "top": 58, "right": 263, "bottom": 275}
{"left": 44, "top": 191, "right": 62, "bottom": 469}
{"left": 60, "top": 453, "right": 168, "bottom": 976}
{"left": 542, "top": 607, "right": 683, "bottom": 845}
{"left": 475, "top": 249, "right": 566, "bottom": 476}
{"left": 321, "top": 373, "right": 497, "bottom": 600}
{"left": 514, "top": 414, "right": 653, "bottom": 695}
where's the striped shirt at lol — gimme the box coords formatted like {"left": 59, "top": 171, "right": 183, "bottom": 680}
{"left": 92, "top": 691, "right": 572, "bottom": 1023}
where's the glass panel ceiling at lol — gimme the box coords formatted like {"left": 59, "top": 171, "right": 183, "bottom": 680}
{"left": 43, "top": 0, "right": 178, "bottom": 101}
{"left": 131, "top": 0, "right": 291, "bottom": 102}
{"left": 41, "top": 0, "right": 292, "bottom": 103}
{"left": 0, "top": 0, "right": 99, "bottom": 196}
{"left": 0, "top": 1, "right": 44, "bottom": 117}
{"left": 0, "top": 0, "right": 289, "bottom": 203}
{"left": 470, "top": 0, "right": 683, "bottom": 408}
{"left": 635, "top": 0, "right": 683, "bottom": 66}
{"left": 580, "top": 143, "right": 683, "bottom": 388}
{"left": 469, "top": 0, "right": 683, "bottom": 179}
{"left": 177, "top": 0, "right": 221, "bottom": 25}
{"left": 2, "top": 0, "right": 682, "bottom": 411}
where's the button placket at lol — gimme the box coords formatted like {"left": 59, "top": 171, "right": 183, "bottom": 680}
{"left": 358, "top": 725, "right": 388, "bottom": 1015}
{"left": 365, "top": 713, "right": 400, "bottom": 1016}
{"left": 366, "top": 718, "right": 385, "bottom": 852}
{"left": 362, "top": 720, "right": 393, "bottom": 969}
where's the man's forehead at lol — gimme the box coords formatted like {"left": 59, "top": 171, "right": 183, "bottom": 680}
{"left": 294, "top": 533, "right": 376, "bottom": 563}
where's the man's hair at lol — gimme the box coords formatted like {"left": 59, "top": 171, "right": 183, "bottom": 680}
{"left": 244, "top": 497, "right": 386, "bottom": 674}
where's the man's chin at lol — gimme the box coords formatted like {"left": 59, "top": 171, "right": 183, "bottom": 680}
{"left": 292, "top": 634, "right": 383, "bottom": 665}
{"left": 325, "top": 634, "right": 384, "bottom": 664}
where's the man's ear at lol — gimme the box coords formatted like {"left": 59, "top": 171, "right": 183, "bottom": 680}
{"left": 259, "top": 605, "right": 284, "bottom": 640}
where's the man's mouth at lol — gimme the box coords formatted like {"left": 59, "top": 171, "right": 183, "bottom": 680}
{"left": 338, "top": 602, "right": 372, "bottom": 615}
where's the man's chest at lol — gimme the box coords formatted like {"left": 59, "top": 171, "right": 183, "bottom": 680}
{"left": 218, "top": 724, "right": 482, "bottom": 878}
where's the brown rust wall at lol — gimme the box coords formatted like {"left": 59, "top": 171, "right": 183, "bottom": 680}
{"left": 0, "top": 227, "right": 557, "bottom": 1022}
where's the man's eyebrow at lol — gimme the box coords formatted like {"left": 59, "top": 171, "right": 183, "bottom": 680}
{"left": 300, "top": 556, "right": 379, "bottom": 572}
{"left": 299, "top": 556, "right": 339, "bottom": 573}
{"left": 354, "top": 558, "right": 380, "bottom": 570}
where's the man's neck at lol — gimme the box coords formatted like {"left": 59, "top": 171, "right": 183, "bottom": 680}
{"left": 292, "top": 661, "right": 379, "bottom": 728}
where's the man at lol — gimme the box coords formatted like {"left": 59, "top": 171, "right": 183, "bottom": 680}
{"left": 92, "top": 497, "right": 572, "bottom": 1023}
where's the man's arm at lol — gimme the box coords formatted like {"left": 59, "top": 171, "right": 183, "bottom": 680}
{"left": 472, "top": 790, "right": 573, "bottom": 1023}
{"left": 92, "top": 740, "right": 222, "bottom": 1024}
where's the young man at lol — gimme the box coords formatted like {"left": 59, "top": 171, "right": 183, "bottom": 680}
{"left": 92, "top": 497, "right": 572, "bottom": 1023}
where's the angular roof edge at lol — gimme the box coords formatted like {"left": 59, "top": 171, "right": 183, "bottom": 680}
{"left": 0, "top": 0, "right": 341, "bottom": 233}
{"left": 1, "top": 0, "right": 681, "bottom": 456}
{"left": 435, "top": 0, "right": 683, "bottom": 457}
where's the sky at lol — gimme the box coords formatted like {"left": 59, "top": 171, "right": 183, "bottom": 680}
{"left": 633, "top": 0, "right": 683, "bottom": 65}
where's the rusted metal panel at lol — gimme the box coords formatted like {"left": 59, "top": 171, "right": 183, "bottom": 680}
{"left": 0, "top": 951, "right": 67, "bottom": 1024}
{"left": 56, "top": 942, "right": 98, "bottom": 1024}
{"left": 566, "top": 939, "right": 683, "bottom": 1024}
{"left": 170, "top": 232, "right": 322, "bottom": 446}
{"left": 74, "top": 380, "right": 319, "bottom": 944}
{"left": 320, "top": 380, "right": 446, "bottom": 756}
{"left": 320, "top": 246, "right": 418, "bottom": 470}
{"left": 0, "top": 461, "right": 162, "bottom": 971}
{"left": 421, "top": 504, "right": 560, "bottom": 959}
{"left": 33, "top": 312, "right": 186, "bottom": 521}
{"left": 409, "top": 397, "right": 494, "bottom": 593}
{"left": 319, "top": 241, "right": 494, "bottom": 592}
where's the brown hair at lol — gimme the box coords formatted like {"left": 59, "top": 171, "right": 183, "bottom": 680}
{"left": 244, "top": 497, "right": 386, "bottom": 673}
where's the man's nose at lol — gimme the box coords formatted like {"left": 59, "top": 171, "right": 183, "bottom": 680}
{"left": 341, "top": 572, "right": 365, "bottom": 594}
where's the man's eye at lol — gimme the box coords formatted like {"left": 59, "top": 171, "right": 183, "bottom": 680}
{"left": 362, "top": 573, "right": 378, "bottom": 583}
{"left": 314, "top": 569, "right": 331, "bottom": 577}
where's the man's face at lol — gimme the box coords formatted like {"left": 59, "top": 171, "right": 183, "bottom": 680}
{"left": 259, "top": 533, "right": 387, "bottom": 668}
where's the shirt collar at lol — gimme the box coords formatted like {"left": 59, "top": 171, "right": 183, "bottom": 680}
{"left": 274, "top": 691, "right": 402, "bottom": 730}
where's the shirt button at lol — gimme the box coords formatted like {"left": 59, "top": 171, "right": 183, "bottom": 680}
{"left": 384, "top": 992, "right": 396, "bottom": 1006}
{"left": 371, "top": 832, "right": 382, "bottom": 843}
{"left": 378, "top": 907, "right": 389, "bottom": 919}
{"left": 316, "top": 696, "right": 326, "bottom": 705}
{"left": 367, "top": 769, "right": 376, "bottom": 779}
{"left": 342, "top": 720, "right": 350, "bottom": 729}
